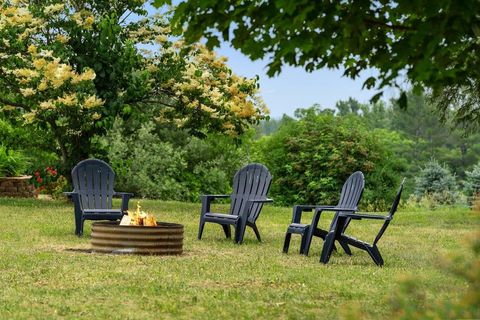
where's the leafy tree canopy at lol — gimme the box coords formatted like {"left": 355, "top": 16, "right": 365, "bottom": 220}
{"left": 0, "top": 0, "right": 268, "bottom": 172}
{"left": 156, "top": 0, "right": 480, "bottom": 129}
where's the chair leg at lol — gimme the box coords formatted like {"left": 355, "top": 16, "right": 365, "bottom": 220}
{"left": 300, "top": 232, "right": 309, "bottom": 254}
{"left": 235, "top": 220, "right": 247, "bottom": 244}
{"left": 250, "top": 223, "right": 261, "bottom": 242}
{"left": 366, "top": 245, "right": 384, "bottom": 266}
{"left": 320, "top": 231, "right": 336, "bottom": 264}
{"left": 302, "top": 227, "right": 315, "bottom": 256}
{"left": 198, "top": 218, "right": 206, "bottom": 240}
{"left": 221, "top": 224, "right": 231, "bottom": 239}
{"left": 283, "top": 232, "right": 292, "bottom": 253}
{"left": 75, "top": 212, "right": 83, "bottom": 236}
{"left": 338, "top": 239, "right": 352, "bottom": 255}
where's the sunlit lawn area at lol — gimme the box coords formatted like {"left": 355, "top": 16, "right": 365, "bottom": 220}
{"left": 0, "top": 198, "right": 478, "bottom": 319}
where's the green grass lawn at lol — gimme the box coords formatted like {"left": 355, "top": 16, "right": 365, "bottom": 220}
{"left": 0, "top": 198, "right": 478, "bottom": 319}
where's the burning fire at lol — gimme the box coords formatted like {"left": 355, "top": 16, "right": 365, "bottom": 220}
{"left": 122, "top": 202, "right": 157, "bottom": 226}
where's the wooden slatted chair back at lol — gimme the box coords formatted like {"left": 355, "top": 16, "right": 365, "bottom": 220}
{"left": 229, "top": 163, "right": 272, "bottom": 223}
{"left": 337, "top": 171, "right": 365, "bottom": 209}
{"left": 335, "top": 171, "right": 365, "bottom": 231}
{"left": 71, "top": 159, "right": 116, "bottom": 210}
{"left": 373, "top": 178, "right": 406, "bottom": 245}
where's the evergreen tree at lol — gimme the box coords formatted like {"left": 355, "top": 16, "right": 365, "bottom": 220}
{"left": 464, "top": 163, "right": 480, "bottom": 200}
{"left": 415, "top": 159, "right": 458, "bottom": 205}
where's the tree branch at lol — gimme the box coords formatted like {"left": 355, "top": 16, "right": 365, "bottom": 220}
{"left": 137, "top": 99, "right": 178, "bottom": 109}
{"left": 0, "top": 97, "right": 28, "bottom": 109}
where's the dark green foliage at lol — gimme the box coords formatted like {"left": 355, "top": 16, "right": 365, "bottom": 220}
{"left": 104, "top": 120, "right": 187, "bottom": 199}
{"left": 335, "top": 94, "right": 480, "bottom": 182}
{"left": 253, "top": 107, "right": 405, "bottom": 209}
{"left": 335, "top": 98, "right": 362, "bottom": 116}
{"left": 0, "top": 146, "right": 29, "bottom": 177}
{"left": 389, "top": 93, "right": 480, "bottom": 180}
{"left": 0, "top": 118, "right": 58, "bottom": 173}
{"left": 158, "top": 0, "right": 480, "bottom": 128}
{"left": 103, "top": 119, "right": 248, "bottom": 201}
{"left": 414, "top": 159, "right": 458, "bottom": 204}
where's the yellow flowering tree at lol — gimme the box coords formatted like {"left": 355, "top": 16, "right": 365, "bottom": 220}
{"left": 0, "top": 0, "right": 268, "bottom": 171}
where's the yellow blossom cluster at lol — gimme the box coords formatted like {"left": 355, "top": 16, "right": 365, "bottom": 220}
{"left": 55, "top": 34, "right": 70, "bottom": 44}
{"left": 57, "top": 93, "right": 78, "bottom": 106}
{"left": 43, "top": 3, "right": 64, "bottom": 15}
{"left": 0, "top": 4, "right": 44, "bottom": 43}
{"left": 158, "top": 42, "right": 268, "bottom": 133}
{"left": 20, "top": 87, "right": 36, "bottom": 97}
{"left": 83, "top": 95, "right": 104, "bottom": 109}
{"left": 0, "top": 2, "right": 108, "bottom": 127}
{"left": 71, "top": 11, "right": 95, "bottom": 29}
{"left": 0, "top": 6, "right": 35, "bottom": 26}
{"left": 128, "top": 17, "right": 171, "bottom": 44}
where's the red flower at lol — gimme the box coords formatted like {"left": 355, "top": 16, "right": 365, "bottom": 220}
{"left": 36, "top": 177, "right": 43, "bottom": 183}
{"left": 34, "top": 171, "right": 40, "bottom": 176}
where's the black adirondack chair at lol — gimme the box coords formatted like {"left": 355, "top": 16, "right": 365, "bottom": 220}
{"left": 198, "top": 163, "right": 273, "bottom": 244}
{"left": 282, "top": 171, "right": 365, "bottom": 255}
{"left": 65, "top": 159, "right": 133, "bottom": 236}
{"left": 320, "top": 178, "right": 406, "bottom": 266}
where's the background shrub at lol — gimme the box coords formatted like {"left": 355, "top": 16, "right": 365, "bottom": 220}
{"left": 0, "top": 118, "right": 58, "bottom": 174}
{"left": 414, "top": 159, "right": 458, "bottom": 205}
{"left": 103, "top": 119, "right": 248, "bottom": 201}
{"left": 0, "top": 146, "right": 29, "bottom": 177}
{"left": 252, "top": 108, "right": 406, "bottom": 209}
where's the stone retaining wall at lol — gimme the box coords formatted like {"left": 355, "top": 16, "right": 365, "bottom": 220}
{"left": 0, "top": 176, "right": 36, "bottom": 198}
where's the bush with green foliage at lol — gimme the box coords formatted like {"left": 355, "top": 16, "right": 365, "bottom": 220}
{"left": 0, "top": 146, "right": 29, "bottom": 177}
{"left": 252, "top": 107, "right": 406, "bottom": 209}
{"left": 414, "top": 159, "right": 458, "bottom": 205}
{"left": 103, "top": 119, "right": 248, "bottom": 201}
{"left": 0, "top": 118, "right": 58, "bottom": 174}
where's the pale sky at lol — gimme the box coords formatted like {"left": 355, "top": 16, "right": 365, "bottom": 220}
{"left": 144, "top": 4, "right": 400, "bottom": 119}
{"left": 216, "top": 44, "right": 400, "bottom": 119}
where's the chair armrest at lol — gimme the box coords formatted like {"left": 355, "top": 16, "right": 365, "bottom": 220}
{"left": 63, "top": 192, "right": 80, "bottom": 204}
{"left": 308, "top": 207, "right": 358, "bottom": 231}
{"left": 290, "top": 204, "right": 344, "bottom": 223}
{"left": 114, "top": 192, "right": 134, "bottom": 197}
{"left": 201, "top": 194, "right": 230, "bottom": 200}
{"left": 64, "top": 192, "right": 81, "bottom": 213}
{"left": 294, "top": 204, "right": 337, "bottom": 211}
{"left": 63, "top": 191, "right": 75, "bottom": 200}
{"left": 114, "top": 192, "right": 134, "bottom": 213}
{"left": 325, "top": 207, "right": 358, "bottom": 212}
{"left": 247, "top": 198, "right": 273, "bottom": 203}
{"left": 339, "top": 212, "right": 390, "bottom": 220}
{"left": 200, "top": 194, "right": 230, "bottom": 215}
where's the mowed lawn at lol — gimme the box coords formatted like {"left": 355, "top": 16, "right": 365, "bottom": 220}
{"left": 0, "top": 198, "right": 478, "bottom": 319}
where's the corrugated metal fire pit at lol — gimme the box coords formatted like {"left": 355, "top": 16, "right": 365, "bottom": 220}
{"left": 91, "top": 221, "right": 183, "bottom": 255}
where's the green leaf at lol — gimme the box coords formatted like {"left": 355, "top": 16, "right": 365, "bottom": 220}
{"left": 152, "top": 0, "right": 171, "bottom": 8}
{"left": 370, "top": 92, "right": 384, "bottom": 103}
